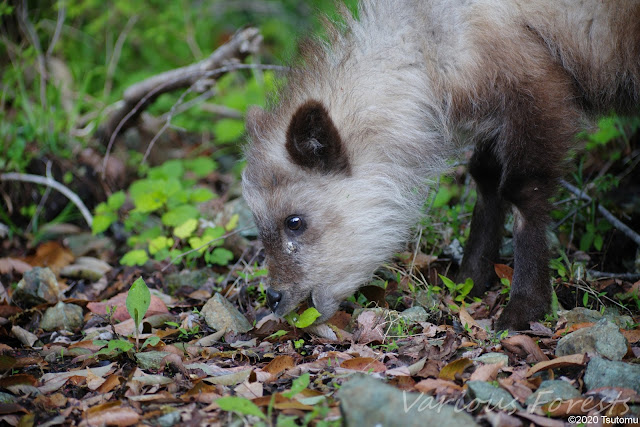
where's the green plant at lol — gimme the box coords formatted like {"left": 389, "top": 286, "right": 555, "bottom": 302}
{"left": 127, "top": 277, "right": 151, "bottom": 348}
{"left": 94, "top": 338, "right": 134, "bottom": 358}
{"left": 164, "top": 321, "right": 202, "bottom": 340}
{"left": 284, "top": 307, "right": 321, "bottom": 329}
{"left": 549, "top": 252, "right": 585, "bottom": 282}
{"left": 436, "top": 274, "right": 474, "bottom": 303}
{"left": 282, "top": 373, "right": 310, "bottom": 398}
{"left": 92, "top": 157, "right": 236, "bottom": 267}
{"left": 216, "top": 396, "right": 266, "bottom": 421}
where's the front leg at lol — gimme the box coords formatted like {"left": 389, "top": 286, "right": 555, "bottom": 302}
{"left": 458, "top": 143, "right": 506, "bottom": 297}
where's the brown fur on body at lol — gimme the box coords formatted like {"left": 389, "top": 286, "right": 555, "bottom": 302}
{"left": 242, "top": 0, "right": 640, "bottom": 330}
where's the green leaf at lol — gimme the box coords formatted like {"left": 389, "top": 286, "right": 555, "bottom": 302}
{"left": 293, "top": 307, "right": 321, "bottom": 328}
{"left": 161, "top": 205, "right": 199, "bottom": 226}
{"left": 225, "top": 213, "right": 239, "bottom": 231}
{"left": 188, "top": 187, "right": 215, "bottom": 203}
{"left": 132, "top": 190, "right": 166, "bottom": 213}
{"left": 148, "top": 236, "right": 174, "bottom": 255}
{"left": 95, "top": 338, "right": 134, "bottom": 357}
{"left": 582, "top": 292, "right": 589, "bottom": 307}
{"left": 148, "top": 159, "right": 184, "bottom": 180}
{"left": 216, "top": 396, "right": 266, "bottom": 420}
{"left": 594, "top": 234, "right": 604, "bottom": 251}
{"left": 266, "top": 330, "right": 287, "bottom": 340}
{"left": 206, "top": 247, "right": 234, "bottom": 266}
{"left": 283, "top": 372, "right": 310, "bottom": 398}
{"left": 142, "top": 336, "right": 161, "bottom": 348}
{"left": 92, "top": 212, "right": 116, "bottom": 234}
{"left": 579, "top": 232, "right": 594, "bottom": 252}
{"left": 184, "top": 157, "right": 217, "bottom": 177}
{"left": 120, "top": 249, "right": 149, "bottom": 266}
{"left": 129, "top": 179, "right": 167, "bottom": 212}
{"left": 189, "top": 226, "right": 226, "bottom": 252}
{"left": 213, "top": 119, "right": 245, "bottom": 143}
{"left": 127, "top": 277, "right": 151, "bottom": 330}
{"left": 107, "top": 191, "right": 126, "bottom": 210}
{"left": 438, "top": 274, "right": 456, "bottom": 291}
{"left": 174, "top": 218, "right": 198, "bottom": 239}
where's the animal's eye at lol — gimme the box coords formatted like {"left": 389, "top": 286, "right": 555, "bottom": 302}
{"left": 285, "top": 215, "right": 304, "bottom": 232}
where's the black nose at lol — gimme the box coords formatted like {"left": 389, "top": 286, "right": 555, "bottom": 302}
{"left": 266, "top": 288, "right": 282, "bottom": 312}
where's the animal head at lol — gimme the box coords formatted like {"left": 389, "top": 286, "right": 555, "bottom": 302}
{"left": 242, "top": 99, "right": 420, "bottom": 323}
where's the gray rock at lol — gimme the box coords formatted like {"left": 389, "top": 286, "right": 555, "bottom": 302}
{"left": 156, "top": 410, "right": 181, "bottom": 427}
{"left": 400, "top": 306, "right": 428, "bottom": 323}
{"left": 563, "top": 307, "right": 633, "bottom": 329}
{"left": 414, "top": 289, "right": 440, "bottom": 311}
{"left": 555, "top": 318, "right": 628, "bottom": 360}
{"left": 473, "top": 352, "right": 509, "bottom": 366}
{"left": 63, "top": 232, "right": 114, "bottom": 257}
{"left": 201, "top": 293, "right": 252, "bottom": 333}
{"left": 583, "top": 357, "right": 640, "bottom": 394}
{"left": 40, "top": 302, "right": 84, "bottom": 331}
{"left": 466, "top": 381, "right": 523, "bottom": 412}
{"left": 135, "top": 351, "right": 171, "bottom": 370}
{"left": 60, "top": 257, "right": 112, "bottom": 281}
{"left": 525, "top": 380, "right": 581, "bottom": 408}
{"left": 338, "top": 375, "right": 478, "bottom": 427}
{"left": 166, "top": 269, "right": 215, "bottom": 292}
{"left": 0, "top": 392, "right": 15, "bottom": 403}
{"left": 13, "top": 267, "right": 61, "bottom": 307}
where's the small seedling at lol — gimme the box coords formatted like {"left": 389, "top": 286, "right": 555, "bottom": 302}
{"left": 126, "top": 277, "right": 151, "bottom": 350}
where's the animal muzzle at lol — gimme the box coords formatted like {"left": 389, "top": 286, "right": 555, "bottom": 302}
{"left": 266, "top": 288, "right": 283, "bottom": 312}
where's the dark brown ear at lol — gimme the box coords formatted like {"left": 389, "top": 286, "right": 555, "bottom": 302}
{"left": 286, "top": 100, "right": 350, "bottom": 174}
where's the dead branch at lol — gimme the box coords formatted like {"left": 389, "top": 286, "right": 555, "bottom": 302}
{"left": 0, "top": 170, "right": 94, "bottom": 228}
{"left": 98, "top": 27, "right": 262, "bottom": 153}
{"left": 560, "top": 179, "right": 640, "bottom": 247}
{"left": 587, "top": 270, "right": 640, "bottom": 280}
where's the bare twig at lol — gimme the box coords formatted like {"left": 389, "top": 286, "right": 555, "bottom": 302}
{"left": 160, "top": 89, "right": 217, "bottom": 121}
{"left": 198, "top": 103, "right": 244, "bottom": 120}
{"left": 141, "top": 78, "right": 203, "bottom": 164}
{"left": 0, "top": 171, "right": 93, "bottom": 227}
{"left": 560, "top": 179, "right": 640, "bottom": 247}
{"left": 99, "top": 27, "right": 263, "bottom": 158}
{"left": 102, "top": 62, "right": 287, "bottom": 176}
{"left": 17, "top": 0, "right": 47, "bottom": 108}
{"left": 587, "top": 270, "right": 640, "bottom": 281}
{"left": 46, "top": 2, "right": 66, "bottom": 57}
{"left": 26, "top": 161, "right": 54, "bottom": 234}
{"left": 104, "top": 15, "right": 139, "bottom": 98}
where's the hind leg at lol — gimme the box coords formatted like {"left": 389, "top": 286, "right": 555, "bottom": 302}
{"left": 495, "top": 172, "right": 555, "bottom": 330}
{"left": 458, "top": 141, "right": 507, "bottom": 297}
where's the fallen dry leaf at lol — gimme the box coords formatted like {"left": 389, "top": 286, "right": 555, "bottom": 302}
{"left": 97, "top": 375, "right": 124, "bottom": 394}
{"left": 83, "top": 401, "right": 140, "bottom": 427}
{"left": 459, "top": 307, "right": 488, "bottom": 340}
{"left": 621, "top": 328, "right": 640, "bottom": 343}
{"left": 353, "top": 311, "right": 386, "bottom": 344}
{"left": 87, "top": 291, "right": 169, "bottom": 321}
{"left": 469, "top": 362, "right": 503, "bottom": 382}
{"left": 553, "top": 322, "right": 595, "bottom": 338}
{"left": 501, "top": 335, "right": 549, "bottom": 362}
{"left": 340, "top": 357, "right": 386, "bottom": 373}
{"left": 494, "top": 263, "right": 514, "bottom": 281}
{"left": 0, "top": 258, "right": 32, "bottom": 274}
{"left": 438, "top": 357, "right": 473, "bottom": 381}
{"left": 415, "top": 378, "right": 463, "bottom": 394}
{"left": 263, "top": 355, "right": 295, "bottom": 376}
{"left": 526, "top": 354, "right": 586, "bottom": 377}
{"left": 24, "top": 241, "right": 74, "bottom": 273}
